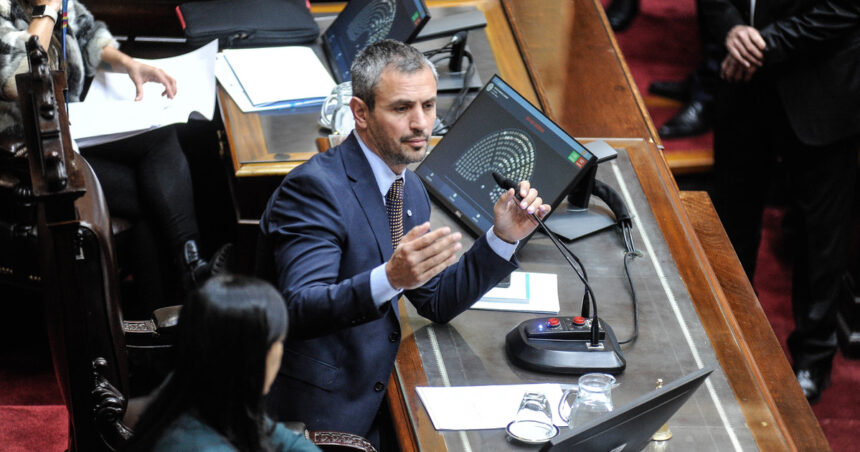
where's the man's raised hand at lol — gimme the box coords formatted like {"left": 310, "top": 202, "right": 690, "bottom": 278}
{"left": 386, "top": 222, "right": 462, "bottom": 290}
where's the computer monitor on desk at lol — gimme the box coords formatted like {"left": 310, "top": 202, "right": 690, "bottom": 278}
{"left": 322, "top": 0, "right": 431, "bottom": 83}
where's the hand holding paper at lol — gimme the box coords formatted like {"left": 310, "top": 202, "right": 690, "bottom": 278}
{"left": 69, "top": 40, "right": 218, "bottom": 147}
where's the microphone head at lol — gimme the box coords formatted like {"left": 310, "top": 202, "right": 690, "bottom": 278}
{"left": 491, "top": 171, "right": 517, "bottom": 191}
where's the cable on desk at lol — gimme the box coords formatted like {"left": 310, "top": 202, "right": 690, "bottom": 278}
{"left": 617, "top": 219, "right": 641, "bottom": 345}
{"left": 423, "top": 39, "right": 475, "bottom": 134}
{"left": 556, "top": 204, "right": 642, "bottom": 346}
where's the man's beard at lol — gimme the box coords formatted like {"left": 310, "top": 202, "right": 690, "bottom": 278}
{"left": 370, "top": 126, "right": 428, "bottom": 166}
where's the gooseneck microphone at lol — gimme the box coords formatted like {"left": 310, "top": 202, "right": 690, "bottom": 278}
{"left": 492, "top": 172, "right": 600, "bottom": 346}
{"left": 494, "top": 171, "right": 626, "bottom": 374}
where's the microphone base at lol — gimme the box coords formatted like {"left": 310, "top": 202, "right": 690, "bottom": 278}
{"left": 505, "top": 317, "right": 626, "bottom": 374}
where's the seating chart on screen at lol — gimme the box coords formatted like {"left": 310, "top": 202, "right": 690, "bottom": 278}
{"left": 322, "top": 0, "right": 430, "bottom": 83}
{"left": 347, "top": 0, "right": 397, "bottom": 45}
{"left": 416, "top": 75, "right": 596, "bottom": 237}
{"left": 453, "top": 129, "right": 536, "bottom": 204}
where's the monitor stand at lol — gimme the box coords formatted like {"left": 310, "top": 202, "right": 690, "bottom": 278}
{"left": 544, "top": 140, "right": 621, "bottom": 241}
{"left": 545, "top": 202, "right": 617, "bottom": 242}
{"left": 413, "top": 8, "right": 488, "bottom": 92}
{"left": 436, "top": 56, "right": 482, "bottom": 91}
{"left": 413, "top": 9, "right": 488, "bottom": 42}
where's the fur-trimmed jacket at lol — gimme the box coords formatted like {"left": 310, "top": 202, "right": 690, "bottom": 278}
{"left": 0, "top": 0, "right": 116, "bottom": 138}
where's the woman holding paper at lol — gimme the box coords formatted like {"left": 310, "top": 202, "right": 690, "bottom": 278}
{"left": 0, "top": 0, "right": 230, "bottom": 308}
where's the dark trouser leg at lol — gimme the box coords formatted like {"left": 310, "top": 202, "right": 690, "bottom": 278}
{"left": 133, "top": 127, "right": 199, "bottom": 251}
{"left": 688, "top": 41, "right": 721, "bottom": 105}
{"left": 784, "top": 136, "right": 857, "bottom": 370}
{"left": 81, "top": 153, "right": 142, "bottom": 221}
{"left": 83, "top": 155, "right": 167, "bottom": 309}
{"left": 81, "top": 126, "right": 199, "bottom": 253}
{"left": 711, "top": 82, "right": 775, "bottom": 280}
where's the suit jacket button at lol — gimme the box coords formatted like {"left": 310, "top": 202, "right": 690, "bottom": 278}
{"left": 374, "top": 382, "right": 385, "bottom": 392}
{"left": 389, "top": 332, "right": 400, "bottom": 342}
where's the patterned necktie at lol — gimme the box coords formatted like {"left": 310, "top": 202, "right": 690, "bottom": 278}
{"left": 386, "top": 178, "right": 404, "bottom": 249}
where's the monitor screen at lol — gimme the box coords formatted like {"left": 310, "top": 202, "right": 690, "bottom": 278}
{"left": 323, "top": 0, "right": 431, "bottom": 83}
{"left": 415, "top": 75, "right": 597, "bottom": 237}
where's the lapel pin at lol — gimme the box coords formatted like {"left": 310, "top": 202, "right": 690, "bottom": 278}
{"left": 406, "top": 209, "right": 412, "bottom": 217}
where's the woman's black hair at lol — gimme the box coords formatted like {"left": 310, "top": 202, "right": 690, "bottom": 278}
{"left": 128, "top": 274, "right": 288, "bottom": 451}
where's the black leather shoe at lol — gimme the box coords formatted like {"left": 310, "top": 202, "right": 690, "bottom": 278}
{"left": 648, "top": 78, "right": 691, "bottom": 102}
{"left": 183, "top": 241, "right": 233, "bottom": 288}
{"left": 795, "top": 367, "right": 831, "bottom": 405}
{"left": 606, "top": 0, "right": 639, "bottom": 32}
{"left": 657, "top": 100, "right": 712, "bottom": 139}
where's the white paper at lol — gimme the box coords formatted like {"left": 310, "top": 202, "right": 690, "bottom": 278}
{"left": 215, "top": 53, "right": 323, "bottom": 113}
{"left": 68, "top": 40, "right": 218, "bottom": 147}
{"left": 416, "top": 384, "right": 568, "bottom": 431}
{"left": 221, "top": 46, "right": 335, "bottom": 106}
{"left": 470, "top": 272, "right": 560, "bottom": 314}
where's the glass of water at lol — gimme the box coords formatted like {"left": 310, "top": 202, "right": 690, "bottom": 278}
{"left": 559, "top": 373, "right": 615, "bottom": 429}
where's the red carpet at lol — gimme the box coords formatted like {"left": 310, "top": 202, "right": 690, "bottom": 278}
{"left": 0, "top": 296, "right": 67, "bottom": 451}
{"left": 0, "top": 406, "right": 67, "bottom": 452}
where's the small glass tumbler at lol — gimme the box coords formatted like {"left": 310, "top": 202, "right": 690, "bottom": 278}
{"left": 507, "top": 391, "right": 557, "bottom": 442}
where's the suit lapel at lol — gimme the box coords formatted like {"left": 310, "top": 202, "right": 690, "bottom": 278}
{"left": 341, "top": 135, "right": 394, "bottom": 261}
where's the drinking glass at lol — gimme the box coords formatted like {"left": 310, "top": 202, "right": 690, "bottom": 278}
{"left": 558, "top": 373, "right": 615, "bottom": 429}
{"left": 507, "top": 391, "right": 557, "bottom": 442}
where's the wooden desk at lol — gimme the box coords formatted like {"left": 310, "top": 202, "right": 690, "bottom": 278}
{"left": 217, "top": 0, "right": 827, "bottom": 450}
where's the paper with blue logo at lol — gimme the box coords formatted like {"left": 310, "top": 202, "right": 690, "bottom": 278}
{"left": 471, "top": 271, "right": 559, "bottom": 314}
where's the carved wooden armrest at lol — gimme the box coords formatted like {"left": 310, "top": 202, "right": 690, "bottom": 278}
{"left": 0, "top": 136, "right": 26, "bottom": 158}
{"left": 309, "top": 431, "right": 377, "bottom": 452}
{"left": 123, "top": 305, "right": 181, "bottom": 347}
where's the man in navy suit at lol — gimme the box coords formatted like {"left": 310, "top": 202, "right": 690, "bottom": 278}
{"left": 260, "top": 39, "right": 550, "bottom": 443}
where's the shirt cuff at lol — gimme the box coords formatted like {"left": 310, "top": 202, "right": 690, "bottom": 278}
{"left": 487, "top": 228, "right": 518, "bottom": 261}
{"left": 370, "top": 262, "right": 402, "bottom": 308}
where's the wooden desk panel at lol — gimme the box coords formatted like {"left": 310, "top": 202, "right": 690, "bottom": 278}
{"left": 501, "top": 0, "right": 660, "bottom": 142}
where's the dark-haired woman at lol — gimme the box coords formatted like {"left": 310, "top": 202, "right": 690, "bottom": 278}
{"left": 1, "top": 0, "right": 228, "bottom": 308}
{"left": 128, "top": 275, "right": 320, "bottom": 452}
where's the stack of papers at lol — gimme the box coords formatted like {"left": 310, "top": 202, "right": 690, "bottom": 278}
{"left": 216, "top": 46, "right": 335, "bottom": 113}
{"left": 471, "top": 272, "right": 560, "bottom": 314}
{"left": 69, "top": 40, "right": 218, "bottom": 148}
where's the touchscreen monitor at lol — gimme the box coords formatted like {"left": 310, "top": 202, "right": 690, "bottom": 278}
{"left": 415, "top": 75, "right": 596, "bottom": 238}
